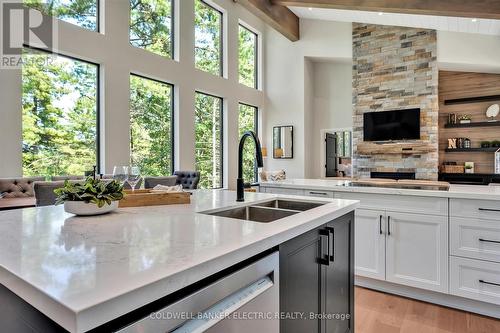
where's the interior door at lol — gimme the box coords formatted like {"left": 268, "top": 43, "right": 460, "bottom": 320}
{"left": 324, "top": 213, "right": 354, "bottom": 333}
{"left": 385, "top": 212, "right": 448, "bottom": 293}
{"left": 354, "top": 209, "right": 386, "bottom": 280}
{"left": 325, "top": 133, "right": 337, "bottom": 177}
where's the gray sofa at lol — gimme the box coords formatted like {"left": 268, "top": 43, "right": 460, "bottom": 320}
{"left": 0, "top": 177, "right": 44, "bottom": 198}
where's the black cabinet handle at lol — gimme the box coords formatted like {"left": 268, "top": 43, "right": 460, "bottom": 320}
{"left": 326, "top": 227, "right": 335, "bottom": 262}
{"left": 478, "top": 208, "right": 500, "bottom": 212}
{"left": 479, "top": 238, "right": 500, "bottom": 244}
{"left": 387, "top": 216, "right": 391, "bottom": 236}
{"left": 318, "top": 229, "right": 330, "bottom": 266}
{"left": 379, "top": 215, "right": 383, "bottom": 235}
{"left": 309, "top": 191, "right": 328, "bottom": 196}
{"left": 479, "top": 279, "right": 500, "bottom": 287}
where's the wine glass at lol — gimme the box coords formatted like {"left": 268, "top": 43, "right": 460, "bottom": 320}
{"left": 112, "top": 166, "right": 128, "bottom": 186}
{"left": 126, "top": 166, "right": 141, "bottom": 192}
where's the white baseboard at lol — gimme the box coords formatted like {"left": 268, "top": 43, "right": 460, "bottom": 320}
{"left": 355, "top": 276, "right": 500, "bottom": 319}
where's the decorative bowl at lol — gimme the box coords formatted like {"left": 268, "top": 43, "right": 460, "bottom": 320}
{"left": 64, "top": 201, "right": 118, "bottom": 216}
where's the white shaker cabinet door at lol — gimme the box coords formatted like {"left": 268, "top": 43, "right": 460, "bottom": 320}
{"left": 385, "top": 212, "right": 448, "bottom": 293}
{"left": 354, "top": 209, "right": 386, "bottom": 280}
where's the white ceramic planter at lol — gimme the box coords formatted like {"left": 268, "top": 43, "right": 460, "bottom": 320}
{"left": 64, "top": 201, "right": 118, "bottom": 216}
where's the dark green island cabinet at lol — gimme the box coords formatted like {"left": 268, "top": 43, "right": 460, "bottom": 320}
{"left": 279, "top": 212, "right": 354, "bottom": 333}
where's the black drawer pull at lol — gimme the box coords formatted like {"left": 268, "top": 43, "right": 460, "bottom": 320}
{"left": 479, "top": 279, "right": 500, "bottom": 287}
{"left": 318, "top": 229, "right": 330, "bottom": 266}
{"left": 479, "top": 238, "right": 500, "bottom": 244}
{"left": 379, "top": 215, "right": 383, "bottom": 235}
{"left": 326, "top": 227, "right": 335, "bottom": 262}
{"left": 478, "top": 208, "right": 500, "bottom": 212}
{"left": 309, "top": 191, "right": 328, "bottom": 196}
{"left": 387, "top": 216, "right": 391, "bottom": 236}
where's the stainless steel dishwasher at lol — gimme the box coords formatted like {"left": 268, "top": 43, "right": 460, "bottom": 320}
{"left": 118, "top": 252, "right": 279, "bottom": 333}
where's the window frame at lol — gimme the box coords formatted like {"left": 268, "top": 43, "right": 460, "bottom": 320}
{"left": 194, "top": 0, "right": 224, "bottom": 77}
{"left": 128, "top": 0, "right": 175, "bottom": 59}
{"left": 239, "top": 102, "right": 259, "bottom": 182}
{"left": 238, "top": 23, "right": 259, "bottom": 89}
{"left": 194, "top": 91, "right": 224, "bottom": 189}
{"left": 21, "top": 45, "right": 101, "bottom": 174}
{"left": 129, "top": 73, "right": 175, "bottom": 175}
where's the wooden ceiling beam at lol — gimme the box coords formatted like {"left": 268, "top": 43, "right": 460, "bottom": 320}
{"left": 234, "top": 0, "right": 300, "bottom": 41}
{"left": 271, "top": 0, "right": 500, "bottom": 20}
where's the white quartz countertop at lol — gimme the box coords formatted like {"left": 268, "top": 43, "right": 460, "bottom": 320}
{"left": 0, "top": 190, "right": 358, "bottom": 333}
{"left": 260, "top": 179, "right": 500, "bottom": 201}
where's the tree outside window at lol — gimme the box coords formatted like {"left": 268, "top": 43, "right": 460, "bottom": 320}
{"left": 238, "top": 104, "right": 258, "bottom": 183}
{"left": 195, "top": 92, "right": 223, "bottom": 189}
{"left": 22, "top": 48, "right": 98, "bottom": 177}
{"left": 130, "top": 75, "right": 173, "bottom": 176}
{"left": 239, "top": 25, "right": 258, "bottom": 88}
{"left": 194, "top": 0, "right": 222, "bottom": 76}
{"left": 24, "top": 0, "right": 98, "bottom": 31}
{"left": 130, "top": 0, "right": 173, "bottom": 58}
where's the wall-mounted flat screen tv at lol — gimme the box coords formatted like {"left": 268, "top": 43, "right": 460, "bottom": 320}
{"left": 363, "top": 108, "right": 420, "bottom": 141}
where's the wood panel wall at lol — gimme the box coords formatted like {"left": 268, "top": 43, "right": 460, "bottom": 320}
{"left": 439, "top": 71, "right": 500, "bottom": 174}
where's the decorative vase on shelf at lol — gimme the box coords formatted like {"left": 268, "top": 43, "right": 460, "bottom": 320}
{"left": 464, "top": 162, "right": 475, "bottom": 174}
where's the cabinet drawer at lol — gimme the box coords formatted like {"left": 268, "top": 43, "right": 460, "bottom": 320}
{"left": 305, "top": 190, "right": 334, "bottom": 198}
{"left": 450, "top": 257, "right": 500, "bottom": 305}
{"left": 451, "top": 217, "right": 500, "bottom": 263}
{"left": 262, "top": 187, "right": 304, "bottom": 196}
{"left": 450, "top": 199, "right": 500, "bottom": 221}
{"left": 334, "top": 192, "right": 448, "bottom": 216}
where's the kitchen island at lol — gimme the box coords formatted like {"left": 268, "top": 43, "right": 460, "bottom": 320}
{"left": 0, "top": 190, "right": 358, "bottom": 333}
{"left": 260, "top": 179, "right": 500, "bottom": 318}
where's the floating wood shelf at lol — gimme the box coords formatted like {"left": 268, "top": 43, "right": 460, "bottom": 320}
{"left": 357, "top": 142, "right": 436, "bottom": 155}
{"left": 444, "top": 121, "right": 500, "bottom": 128}
{"left": 444, "top": 147, "right": 499, "bottom": 153}
{"left": 444, "top": 94, "right": 500, "bottom": 105}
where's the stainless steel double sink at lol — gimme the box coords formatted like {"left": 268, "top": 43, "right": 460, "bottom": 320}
{"left": 202, "top": 199, "right": 325, "bottom": 223}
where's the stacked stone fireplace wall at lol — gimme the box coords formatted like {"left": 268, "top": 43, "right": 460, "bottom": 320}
{"left": 352, "top": 23, "right": 439, "bottom": 180}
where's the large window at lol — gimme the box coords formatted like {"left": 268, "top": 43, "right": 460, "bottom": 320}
{"left": 24, "top": 0, "right": 98, "bottom": 31}
{"left": 22, "top": 48, "right": 98, "bottom": 177}
{"left": 130, "top": 75, "right": 173, "bottom": 176}
{"left": 195, "top": 92, "right": 223, "bottom": 189}
{"left": 238, "top": 103, "right": 258, "bottom": 183}
{"left": 130, "top": 0, "right": 173, "bottom": 58}
{"left": 194, "top": 0, "right": 222, "bottom": 76}
{"left": 238, "top": 25, "right": 258, "bottom": 89}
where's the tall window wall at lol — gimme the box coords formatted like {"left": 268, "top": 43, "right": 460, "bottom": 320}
{"left": 21, "top": 49, "right": 98, "bottom": 177}
{"left": 194, "top": 0, "right": 223, "bottom": 76}
{"left": 238, "top": 103, "right": 258, "bottom": 183}
{"left": 3, "top": 1, "right": 264, "bottom": 182}
{"left": 130, "top": 75, "right": 174, "bottom": 176}
{"left": 195, "top": 92, "right": 223, "bottom": 189}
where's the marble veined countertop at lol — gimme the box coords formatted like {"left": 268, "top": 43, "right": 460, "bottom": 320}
{"left": 260, "top": 179, "right": 500, "bottom": 201}
{"left": 0, "top": 190, "right": 359, "bottom": 333}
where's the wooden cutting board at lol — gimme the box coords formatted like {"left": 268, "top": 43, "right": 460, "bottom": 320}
{"left": 119, "top": 189, "right": 190, "bottom": 207}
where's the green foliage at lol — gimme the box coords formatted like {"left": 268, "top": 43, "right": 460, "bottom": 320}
{"left": 54, "top": 177, "right": 124, "bottom": 207}
{"left": 195, "top": 0, "right": 222, "bottom": 76}
{"left": 24, "top": 0, "right": 97, "bottom": 31}
{"left": 239, "top": 26, "right": 257, "bottom": 88}
{"left": 22, "top": 48, "right": 97, "bottom": 177}
{"left": 195, "top": 93, "right": 222, "bottom": 189}
{"left": 130, "top": 0, "right": 173, "bottom": 58}
{"left": 130, "top": 75, "right": 173, "bottom": 176}
{"left": 239, "top": 104, "right": 258, "bottom": 183}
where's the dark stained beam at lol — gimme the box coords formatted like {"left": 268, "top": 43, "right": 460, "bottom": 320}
{"left": 271, "top": 0, "right": 500, "bottom": 20}
{"left": 234, "top": 0, "right": 300, "bottom": 41}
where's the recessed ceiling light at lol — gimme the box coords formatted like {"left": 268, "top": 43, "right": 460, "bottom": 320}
{"left": 378, "top": 12, "right": 384, "bottom": 16}
{"left": 471, "top": 18, "right": 478, "bottom": 22}
{"left": 308, "top": 7, "right": 313, "bottom": 11}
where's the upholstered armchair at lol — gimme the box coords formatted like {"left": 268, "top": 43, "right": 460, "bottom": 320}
{"left": 174, "top": 171, "right": 200, "bottom": 190}
{"left": 144, "top": 176, "right": 178, "bottom": 189}
{"left": 0, "top": 177, "right": 44, "bottom": 198}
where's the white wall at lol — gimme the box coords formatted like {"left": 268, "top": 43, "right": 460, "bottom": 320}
{"left": 263, "top": 19, "right": 352, "bottom": 179}
{"left": 0, "top": 0, "right": 266, "bottom": 190}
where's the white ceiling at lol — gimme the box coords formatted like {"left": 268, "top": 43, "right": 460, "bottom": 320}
{"left": 289, "top": 7, "right": 500, "bottom": 36}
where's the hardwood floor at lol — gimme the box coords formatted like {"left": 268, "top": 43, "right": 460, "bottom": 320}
{"left": 355, "top": 287, "right": 500, "bottom": 333}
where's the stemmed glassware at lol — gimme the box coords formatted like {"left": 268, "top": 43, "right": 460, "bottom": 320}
{"left": 126, "top": 166, "right": 141, "bottom": 192}
{"left": 112, "top": 166, "right": 128, "bottom": 186}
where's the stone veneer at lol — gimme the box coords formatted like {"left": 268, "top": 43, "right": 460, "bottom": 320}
{"left": 352, "top": 23, "right": 439, "bottom": 180}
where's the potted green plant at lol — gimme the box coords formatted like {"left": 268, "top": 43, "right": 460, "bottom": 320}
{"left": 491, "top": 140, "right": 500, "bottom": 148}
{"left": 464, "top": 163, "right": 474, "bottom": 174}
{"left": 55, "top": 177, "right": 124, "bottom": 216}
{"left": 458, "top": 114, "right": 472, "bottom": 124}
{"left": 481, "top": 141, "right": 491, "bottom": 148}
